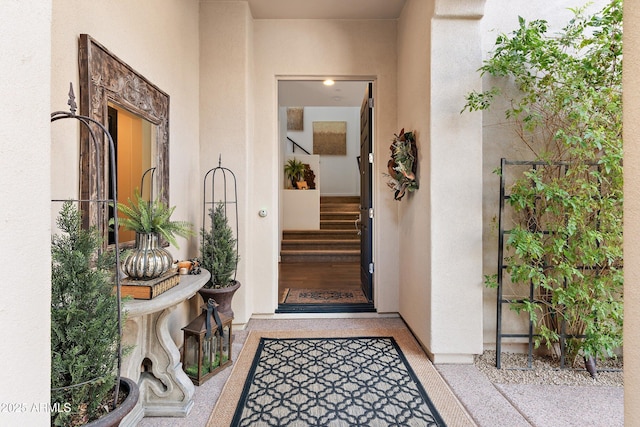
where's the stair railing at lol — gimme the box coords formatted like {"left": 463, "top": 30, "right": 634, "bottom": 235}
{"left": 287, "top": 137, "right": 310, "bottom": 155}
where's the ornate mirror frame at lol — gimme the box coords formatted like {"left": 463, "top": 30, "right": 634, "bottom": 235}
{"left": 78, "top": 34, "right": 169, "bottom": 245}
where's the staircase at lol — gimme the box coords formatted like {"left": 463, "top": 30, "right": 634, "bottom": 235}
{"left": 280, "top": 196, "right": 360, "bottom": 263}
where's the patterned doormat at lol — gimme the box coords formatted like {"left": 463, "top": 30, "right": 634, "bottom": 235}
{"left": 228, "top": 337, "right": 446, "bottom": 426}
{"left": 208, "top": 329, "right": 475, "bottom": 426}
{"left": 282, "top": 288, "right": 369, "bottom": 304}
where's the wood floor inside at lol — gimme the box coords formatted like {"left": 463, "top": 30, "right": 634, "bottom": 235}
{"left": 278, "top": 262, "right": 361, "bottom": 304}
{"left": 279, "top": 196, "right": 366, "bottom": 307}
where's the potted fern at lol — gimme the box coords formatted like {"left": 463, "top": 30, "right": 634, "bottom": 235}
{"left": 51, "top": 201, "right": 139, "bottom": 426}
{"left": 284, "top": 157, "right": 306, "bottom": 189}
{"left": 117, "top": 189, "right": 194, "bottom": 279}
{"left": 198, "top": 201, "right": 241, "bottom": 317}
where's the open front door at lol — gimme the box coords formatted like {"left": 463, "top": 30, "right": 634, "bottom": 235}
{"left": 359, "top": 83, "right": 373, "bottom": 301}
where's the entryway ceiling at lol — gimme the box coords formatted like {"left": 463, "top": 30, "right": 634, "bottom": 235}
{"left": 248, "top": 0, "right": 404, "bottom": 106}
{"left": 247, "top": 0, "right": 406, "bottom": 20}
{"left": 279, "top": 80, "right": 369, "bottom": 108}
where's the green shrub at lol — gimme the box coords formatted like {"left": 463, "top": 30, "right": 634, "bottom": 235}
{"left": 51, "top": 201, "right": 121, "bottom": 425}
{"left": 201, "top": 202, "right": 239, "bottom": 288}
{"left": 464, "top": 0, "right": 623, "bottom": 361}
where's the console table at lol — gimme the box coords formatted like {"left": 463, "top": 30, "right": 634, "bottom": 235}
{"left": 119, "top": 270, "right": 210, "bottom": 426}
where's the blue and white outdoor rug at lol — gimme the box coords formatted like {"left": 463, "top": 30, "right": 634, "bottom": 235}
{"left": 231, "top": 337, "right": 445, "bottom": 426}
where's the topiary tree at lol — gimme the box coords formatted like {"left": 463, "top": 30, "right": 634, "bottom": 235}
{"left": 51, "top": 201, "right": 120, "bottom": 425}
{"left": 463, "top": 0, "right": 623, "bottom": 363}
{"left": 201, "top": 202, "right": 239, "bottom": 288}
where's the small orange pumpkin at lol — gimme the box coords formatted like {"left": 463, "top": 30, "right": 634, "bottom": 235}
{"left": 176, "top": 260, "right": 192, "bottom": 270}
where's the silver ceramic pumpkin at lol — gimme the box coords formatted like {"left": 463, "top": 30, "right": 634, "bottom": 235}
{"left": 122, "top": 232, "right": 173, "bottom": 279}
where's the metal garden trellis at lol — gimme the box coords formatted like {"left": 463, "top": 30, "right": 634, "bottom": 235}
{"left": 494, "top": 158, "right": 616, "bottom": 373}
{"left": 202, "top": 155, "right": 239, "bottom": 285}
{"left": 50, "top": 83, "right": 125, "bottom": 407}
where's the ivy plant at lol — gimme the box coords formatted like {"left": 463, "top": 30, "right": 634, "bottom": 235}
{"left": 464, "top": 0, "right": 623, "bottom": 362}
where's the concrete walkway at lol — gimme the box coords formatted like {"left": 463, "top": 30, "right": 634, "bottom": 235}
{"left": 437, "top": 364, "right": 623, "bottom": 427}
{"left": 138, "top": 317, "right": 623, "bottom": 427}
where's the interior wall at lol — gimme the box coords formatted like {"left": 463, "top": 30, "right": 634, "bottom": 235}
{"left": 251, "top": 18, "right": 400, "bottom": 314}
{"left": 51, "top": 0, "right": 201, "bottom": 345}
{"left": 479, "top": 0, "right": 611, "bottom": 349}
{"left": 284, "top": 106, "right": 360, "bottom": 196}
{"left": 0, "top": 1, "right": 52, "bottom": 424}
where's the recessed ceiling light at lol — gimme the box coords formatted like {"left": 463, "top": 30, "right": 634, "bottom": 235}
{"left": 323, "top": 79, "right": 335, "bottom": 86}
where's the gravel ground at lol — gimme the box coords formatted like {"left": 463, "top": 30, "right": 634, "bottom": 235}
{"left": 474, "top": 350, "right": 623, "bottom": 387}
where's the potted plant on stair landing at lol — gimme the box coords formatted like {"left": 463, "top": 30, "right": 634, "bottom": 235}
{"left": 199, "top": 201, "right": 241, "bottom": 317}
{"left": 117, "top": 188, "right": 194, "bottom": 279}
{"left": 51, "top": 201, "right": 139, "bottom": 426}
{"left": 284, "top": 157, "right": 306, "bottom": 189}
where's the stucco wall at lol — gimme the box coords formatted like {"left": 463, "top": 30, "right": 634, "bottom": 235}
{"left": 398, "top": 0, "right": 485, "bottom": 363}
{"left": 51, "top": 0, "right": 201, "bottom": 346}
{"left": 397, "top": 0, "right": 434, "bottom": 356}
{"left": 0, "top": 1, "right": 52, "bottom": 424}
{"left": 199, "top": 1, "right": 253, "bottom": 324}
{"left": 623, "top": 0, "right": 640, "bottom": 420}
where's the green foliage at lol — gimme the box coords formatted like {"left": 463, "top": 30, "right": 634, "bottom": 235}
{"left": 465, "top": 1, "right": 623, "bottom": 361}
{"left": 51, "top": 201, "right": 120, "bottom": 426}
{"left": 201, "top": 202, "right": 239, "bottom": 288}
{"left": 284, "top": 158, "right": 306, "bottom": 187}
{"left": 117, "top": 188, "right": 194, "bottom": 248}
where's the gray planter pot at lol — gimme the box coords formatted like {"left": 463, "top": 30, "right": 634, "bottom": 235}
{"left": 84, "top": 377, "right": 139, "bottom": 427}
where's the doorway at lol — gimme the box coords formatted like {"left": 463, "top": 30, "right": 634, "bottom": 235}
{"left": 276, "top": 79, "right": 374, "bottom": 313}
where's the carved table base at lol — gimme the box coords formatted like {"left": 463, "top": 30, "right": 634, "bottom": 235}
{"left": 119, "top": 272, "right": 210, "bottom": 426}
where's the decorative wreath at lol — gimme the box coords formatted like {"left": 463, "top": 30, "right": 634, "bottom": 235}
{"left": 386, "top": 128, "right": 418, "bottom": 201}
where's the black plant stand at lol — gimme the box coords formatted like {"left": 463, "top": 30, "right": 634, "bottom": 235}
{"left": 51, "top": 83, "right": 130, "bottom": 413}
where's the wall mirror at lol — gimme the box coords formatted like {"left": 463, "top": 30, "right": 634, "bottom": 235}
{"left": 78, "top": 34, "right": 169, "bottom": 248}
